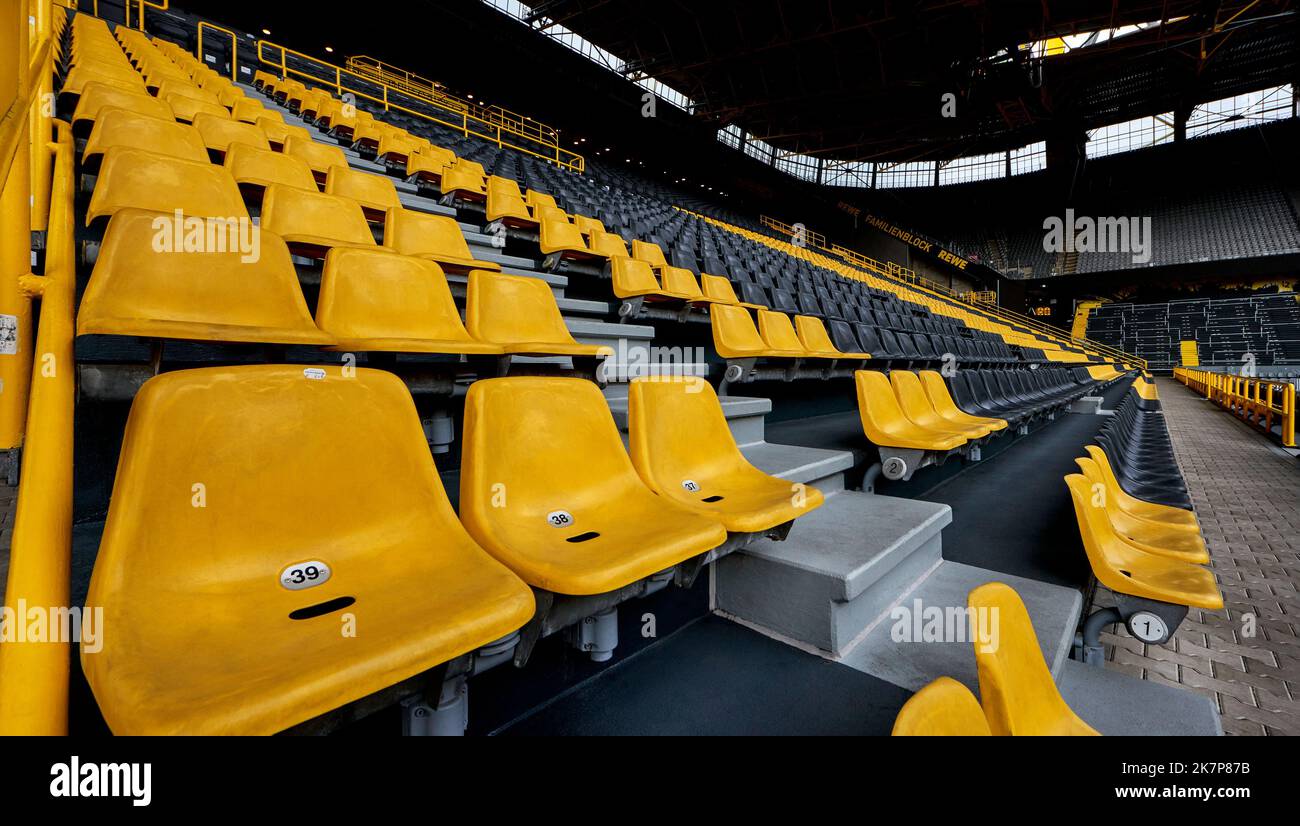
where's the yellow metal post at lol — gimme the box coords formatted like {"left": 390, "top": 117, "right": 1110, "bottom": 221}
{"left": 0, "top": 119, "right": 74, "bottom": 735}
{"left": 0, "top": 0, "right": 35, "bottom": 455}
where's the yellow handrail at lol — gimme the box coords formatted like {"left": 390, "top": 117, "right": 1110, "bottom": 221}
{"left": 1174, "top": 368, "right": 1297, "bottom": 448}
{"left": 0, "top": 118, "right": 75, "bottom": 735}
{"left": 196, "top": 21, "right": 238, "bottom": 81}
{"left": 346, "top": 55, "right": 561, "bottom": 146}
{"left": 258, "top": 40, "right": 584, "bottom": 173}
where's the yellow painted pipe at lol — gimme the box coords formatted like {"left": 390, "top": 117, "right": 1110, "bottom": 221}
{"left": 0, "top": 119, "right": 74, "bottom": 735}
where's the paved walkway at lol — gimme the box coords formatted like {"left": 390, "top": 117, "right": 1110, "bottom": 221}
{"left": 1099, "top": 379, "right": 1300, "bottom": 735}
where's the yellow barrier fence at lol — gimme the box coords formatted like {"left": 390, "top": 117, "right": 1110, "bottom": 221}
{"left": 1174, "top": 368, "right": 1297, "bottom": 448}
{"left": 257, "top": 40, "right": 584, "bottom": 173}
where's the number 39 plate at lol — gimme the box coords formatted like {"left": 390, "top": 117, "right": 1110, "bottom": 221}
{"left": 279, "top": 560, "right": 333, "bottom": 591}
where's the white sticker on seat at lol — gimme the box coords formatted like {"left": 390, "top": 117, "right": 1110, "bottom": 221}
{"left": 546, "top": 510, "right": 574, "bottom": 528}
{"left": 302, "top": 367, "right": 326, "bottom": 380}
{"left": 681, "top": 480, "right": 700, "bottom": 492}
{"left": 279, "top": 560, "right": 332, "bottom": 590}
{"left": 1127, "top": 611, "right": 1169, "bottom": 643}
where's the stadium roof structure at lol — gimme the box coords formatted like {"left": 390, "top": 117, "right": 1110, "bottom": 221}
{"left": 519, "top": 0, "right": 1299, "bottom": 162}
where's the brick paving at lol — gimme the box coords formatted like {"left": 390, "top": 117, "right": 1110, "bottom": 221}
{"left": 1098, "top": 378, "right": 1300, "bottom": 735}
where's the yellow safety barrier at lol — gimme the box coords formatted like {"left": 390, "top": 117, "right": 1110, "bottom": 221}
{"left": 1174, "top": 368, "right": 1297, "bottom": 448}
{"left": 346, "top": 55, "right": 560, "bottom": 146}
{"left": 0, "top": 115, "right": 75, "bottom": 735}
{"left": 197, "top": 21, "right": 238, "bottom": 81}
{"left": 257, "top": 40, "right": 584, "bottom": 173}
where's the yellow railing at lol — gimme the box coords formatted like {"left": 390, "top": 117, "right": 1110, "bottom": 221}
{"left": 0, "top": 111, "right": 74, "bottom": 735}
{"left": 965, "top": 290, "right": 998, "bottom": 304}
{"left": 346, "top": 55, "right": 561, "bottom": 146}
{"left": 196, "top": 21, "right": 238, "bottom": 81}
{"left": 257, "top": 40, "right": 584, "bottom": 172}
{"left": 1174, "top": 368, "right": 1297, "bottom": 448}
{"left": 758, "top": 215, "right": 1145, "bottom": 368}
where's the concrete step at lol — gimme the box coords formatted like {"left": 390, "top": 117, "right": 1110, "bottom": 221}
{"left": 835, "top": 559, "right": 1083, "bottom": 694}
{"left": 607, "top": 393, "right": 771, "bottom": 447}
{"left": 1057, "top": 659, "right": 1222, "bottom": 736}
{"left": 716, "top": 492, "right": 951, "bottom": 655}
{"left": 742, "top": 442, "right": 854, "bottom": 495}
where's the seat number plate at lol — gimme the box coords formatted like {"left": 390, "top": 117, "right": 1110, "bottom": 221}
{"left": 1127, "top": 611, "right": 1169, "bottom": 643}
{"left": 547, "top": 510, "right": 574, "bottom": 528}
{"left": 280, "top": 560, "right": 332, "bottom": 591}
{"left": 681, "top": 480, "right": 700, "bottom": 492}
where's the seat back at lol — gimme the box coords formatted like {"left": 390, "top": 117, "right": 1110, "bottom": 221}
{"left": 77, "top": 208, "right": 331, "bottom": 345}
{"left": 284, "top": 135, "right": 348, "bottom": 176}
{"left": 710, "top": 304, "right": 767, "bottom": 358}
{"left": 589, "top": 229, "right": 630, "bottom": 258}
{"left": 660, "top": 266, "right": 704, "bottom": 299}
{"left": 627, "top": 376, "right": 745, "bottom": 497}
{"left": 87, "top": 147, "right": 247, "bottom": 225}
{"left": 315, "top": 247, "right": 476, "bottom": 346}
{"left": 968, "top": 582, "right": 1098, "bottom": 736}
{"left": 700, "top": 274, "right": 741, "bottom": 305}
{"left": 72, "top": 81, "right": 173, "bottom": 132}
{"left": 794, "top": 316, "right": 844, "bottom": 354}
{"left": 610, "top": 256, "right": 664, "bottom": 298}
{"left": 631, "top": 239, "right": 669, "bottom": 267}
{"left": 757, "top": 311, "right": 806, "bottom": 352}
{"left": 224, "top": 142, "right": 317, "bottom": 192}
{"left": 193, "top": 111, "right": 271, "bottom": 154}
{"left": 383, "top": 208, "right": 475, "bottom": 259}
{"left": 891, "top": 677, "right": 992, "bottom": 736}
{"left": 325, "top": 165, "right": 401, "bottom": 213}
{"left": 83, "top": 107, "right": 209, "bottom": 164}
{"left": 466, "top": 271, "right": 581, "bottom": 348}
{"left": 261, "top": 185, "right": 375, "bottom": 247}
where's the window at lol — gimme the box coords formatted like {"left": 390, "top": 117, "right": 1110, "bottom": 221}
{"left": 1186, "top": 85, "right": 1295, "bottom": 138}
{"left": 716, "top": 125, "right": 742, "bottom": 149}
{"left": 1010, "top": 142, "right": 1046, "bottom": 175}
{"left": 743, "top": 133, "right": 775, "bottom": 163}
{"left": 822, "top": 160, "right": 873, "bottom": 188}
{"left": 938, "top": 151, "right": 1005, "bottom": 185}
{"left": 1086, "top": 114, "right": 1174, "bottom": 158}
{"left": 773, "top": 152, "right": 820, "bottom": 182}
{"left": 876, "top": 161, "right": 934, "bottom": 189}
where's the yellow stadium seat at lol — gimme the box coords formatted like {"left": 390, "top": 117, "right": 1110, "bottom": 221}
{"left": 465, "top": 271, "right": 611, "bottom": 358}
{"left": 572, "top": 214, "right": 605, "bottom": 236}
{"left": 314, "top": 248, "right": 502, "bottom": 354}
{"left": 83, "top": 365, "right": 535, "bottom": 734}
{"left": 257, "top": 117, "right": 311, "bottom": 152}
{"left": 155, "top": 78, "right": 219, "bottom": 105}
{"left": 968, "top": 583, "right": 1100, "bottom": 736}
{"left": 1073, "top": 459, "right": 1209, "bottom": 563}
{"left": 589, "top": 228, "right": 630, "bottom": 258}
{"left": 758, "top": 311, "right": 821, "bottom": 357}
{"left": 86, "top": 147, "right": 247, "bottom": 226}
{"left": 711, "top": 304, "right": 801, "bottom": 359}
{"left": 224, "top": 142, "right": 319, "bottom": 196}
{"left": 525, "top": 189, "right": 557, "bottom": 211}
{"left": 627, "top": 377, "right": 824, "bottom": 533}
{"left": 81, "top": 107, "right": 208, "bottom": 168}
{"left": 77, "top": 208, "right": 333, "bottom": 345}
{"left": 62, "top": 61, "right": 146, "bottom": 98}
{"left": 538, "top": 216, "right": 602, "bottom": 261}
{"left": 164, "top": 92, "right": 229, "bottom": 124}
{"left": 1082, "top": 446, "right": 1200, "bottom": 528}
{"left": 192, "top": 111, "right": 271, "bottom": 158}
{"left": 284, "top": 135, "right": 349, "bottom": 184}
{"left": 631, "top": 239, "right": 669, "bottom": 268}
{"left": 855, "top": 370, "right": 966, "bottom": 451}
{"left": 891, "top": 677, "right": 992, "bottom": 736}
{"left": 1064, "top": 475, "right": 1223, "bottom": 609}
{"left": 660, "top": 267, "right": 722, "bottom": 304}
{"left": 610, "top": 256, "right": 687, "bottom": 300}
{"left": 382, "top": 208, "right": 501, "bottom": 273}
{"left": 485, "top": 186, "right": 536, "bottom": 227}
{"left": 918, "top": 370, "right": 1008, "bottom": 433}
{"left": 795, "top": 315, "right": 868, "bottom": 358}
{"left": 406, "top": 145, "right": 457, "bottom": 185}
{"left": 376, "top": 131, "right": 423, "bottom": 167}
{"left": 459, "top": 377, "right": 728, "bottom": 595}
{"left": 891, "top": 371, "right": 992, "bottom": 440}
{"left": 440, "top": 159, "right": 487, "bottom": 199}
{"left": 71, "top": 82, "right": 173, "bottom": 134}
{"left": 325, "top": 165, "right": 402, "bottom": 221}
{"left": 701, "top": 273, "right": 766, "bottom": 309}
{"left": 260, "top": 184, "right": 377, "bottom": 255}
